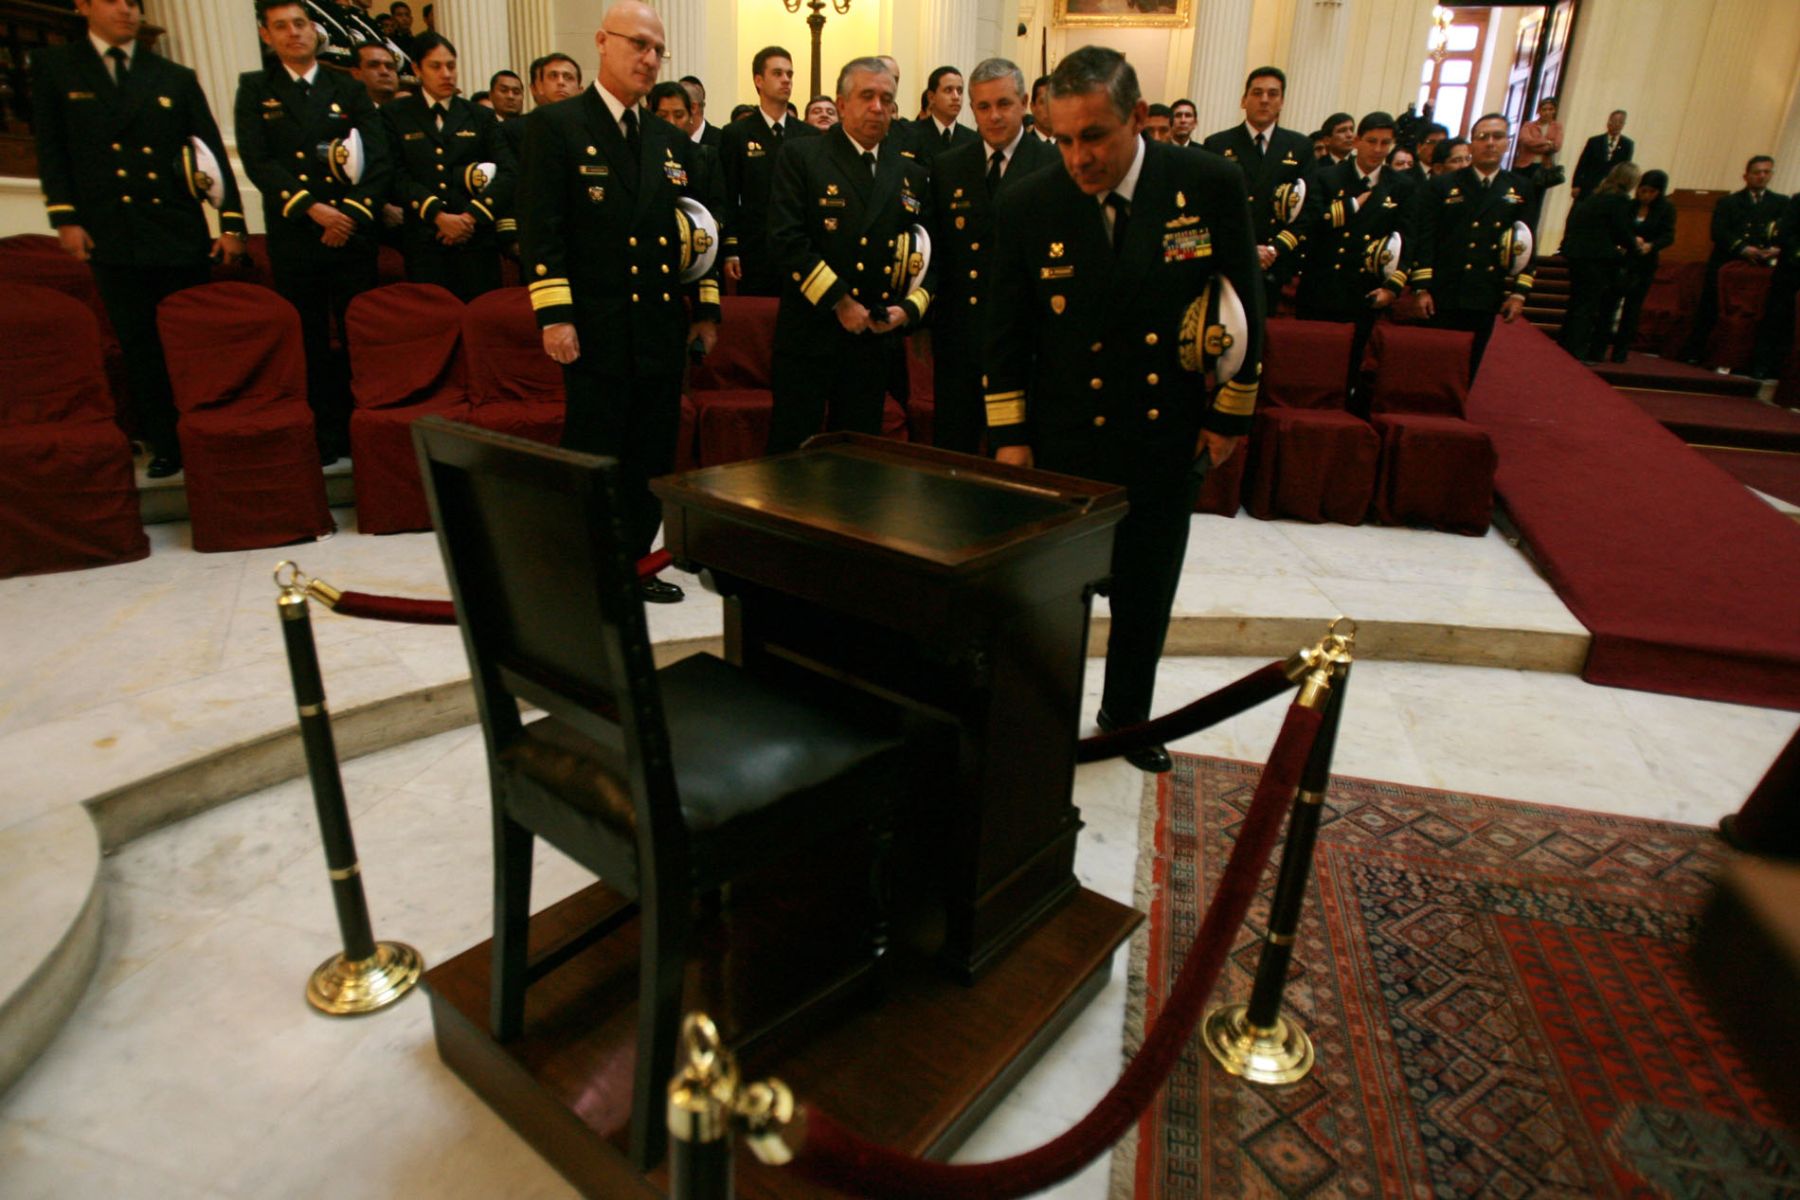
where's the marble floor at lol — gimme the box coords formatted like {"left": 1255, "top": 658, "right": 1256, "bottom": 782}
{"left": 2, "top": 500, "right": 1797, "bottom": 1199}
{"left": 2, "top": 649, "right": 1795, "bottom": 1200}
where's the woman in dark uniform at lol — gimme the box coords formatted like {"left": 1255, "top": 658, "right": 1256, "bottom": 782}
{"left": 1606, "top": 168, "right": 1677, "bottom": 363}
{"left": 1560, "top": 161, "right": 1639, "bottom": 362}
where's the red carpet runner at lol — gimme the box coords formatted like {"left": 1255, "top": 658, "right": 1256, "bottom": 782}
{"left": 1467, "top": 322, "right": 1800, "bottom": 710}
{"left": 1122, "top": 753, "right": 1799, "bottom": 1198}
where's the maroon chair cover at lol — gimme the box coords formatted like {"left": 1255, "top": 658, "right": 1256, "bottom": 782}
{"left": 676, "top": 393, "right": 699, "bottom": 472}
{"left": 1193, "top": 439, "right": 1247, "bottom": 517}
{"left": 0, "top": 285, "right": 147, "bottom": 577}
{"left": 1264, "top": 320, "right": 1357, "bottom": 409}
{"left": 0, "top": 233, "right": 130, "bottom": 421}
{"left": 347, "top": 283, "right": 471, "bottom": 533}
{"left": 1369, "top": 413, "right": 1495, "bottom": 534}
{"left": 690, "top": 296, "right": 778, "bottom": 465}
{"left": 1366, "top": 324, "right": 1473, "bottom": 416}
{"left": 158, "top": 282, "right": 332, "bottom": 551}
{"left": 1246, "top": 408, "right": 1378, "bottom": 524}
{"left": 903, "top": 335, "right": 936, "bottom": 446}
{"left": 1706, "top": 262, "right": 1775, "bottom": 374}
{"left": 210, "top": 234, "right": 273, "bottom": 288}
{"left": 694, "top": 389, "right": 773, "bottom": 465}
{"left": 463, "top": 287, "right": 566, "bottom": 445}
{"left": 1636, "top": 261, "right": 1705, "bottom": 356}
{"left": 1776, "top": 307, "right": 1800, "bottom": 411}
{"left": 377, "top": 244, "right": 408, "bottom": 286}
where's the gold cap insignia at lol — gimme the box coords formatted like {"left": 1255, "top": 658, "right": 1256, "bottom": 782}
{"left": 1049, "top": 241, "right": 1064, "bottom": 258}
{"left": 827, "top": 183, "right": 839, "bottom": 195}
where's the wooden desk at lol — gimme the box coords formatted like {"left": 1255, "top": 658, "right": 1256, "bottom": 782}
{"left": 653, "top": 434, "right": 1128, "bottom": 979}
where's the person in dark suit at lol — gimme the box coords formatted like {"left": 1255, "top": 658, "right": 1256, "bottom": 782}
{"left": 521, "top": 1, "right": 722, "bottom": 604}
{"left": 677, "top": 75, "right": 723, "bottom": 148}
{"left": 986, "top": 47, "right": 1263, "bottom": 773}
{"left": 1681, "top": 155, "right": 1786, "bottom": 365}
{"left": 1314, "top": 111, "right": 1355, "bottom": 176}
{"left": 910, "top": 65, "right": 978, "bottom": 167}
{"left": 763, "top": 56, "right": 937, "bottom": 454}
{"left": 1292, "top": 111, "right": 1417, "bottom": 406}
{"left": 380, "top": 33, "right": 514, "bottom": 301}
{"left": 1750, "top": 186, "right": 1800, "bottom": 380}
{"left": 29, "top": 0, "right": 247, "bottom": 478}
{"left": 718, "top": 45, "right": 820, "bottom": 296}
{"left": 1201, "top": 66, "right": 1312, "bottom": 307}
{"left": 1169, "top": 97, "right": 1197, "bottom": 147}
{"left": 236, "top": 0, "right": 390, "bottom": 463}
{"left": 1606, "top": 168, "right": 1676, "bottom": 363}
{"left": 497, "top": 53, "right": 582, "bottom": 257}
{"left": 926, "top": 56, "right": 1059, "bottom": 455}
{"left": 1410, "top": 112, "right": 1538, "bottom": 376}
{"left": 1030, "top": 74, "right": 1057, "bottom": 145}
{"left": 1559, "top": 161, "right": 1639, "bottom": 362}
{"left": 1570, "top": 109, "right": 1634, "bottom": 199}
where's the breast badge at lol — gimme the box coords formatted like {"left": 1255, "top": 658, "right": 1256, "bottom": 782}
{"left": 1050, "top": 295, "right": 1066, "bottom": 314}
{"left": 587, "top": 185, "right": 606, "bottom": 203}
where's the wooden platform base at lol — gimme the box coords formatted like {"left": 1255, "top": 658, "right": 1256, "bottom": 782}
{"left": 424, "top": 882, "right": 1140, "bottom": 1199}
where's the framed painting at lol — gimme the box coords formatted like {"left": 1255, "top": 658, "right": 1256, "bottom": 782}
{"left": 1054, "top": 0, "right": 1192, "bottom": 28}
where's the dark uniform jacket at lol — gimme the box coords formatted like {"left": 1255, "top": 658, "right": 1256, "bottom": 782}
{"left": 234, "top": 64, "right": 390, "bottom": 260}
{"left": 909, "top": 116, "right": 978, "bottom": 168}
{"left": 695, "top": 121, "right": 723, "bottom": 150}
{"left": 305, "top": 0, "right": 414, "bottom": 80}
{"left": 1707, "top": 189, "right": 1788, "bottom": 264}
{"left": 30, "top": 40, "right": 246, "bottom": 266}
{"left": 717, "top": 111, "right": 820, "bottom": 290}
{"left": 1571, "top": 132, "right": 1634, "bottom": 195}
{"left": 926, "top": 130, "right": 1060, "bottom": 357}
{"left": 1561, "top": 190, "right": 1636, "bottom": 261}
{"left": 1200, "top": 122, "right": 1312, "bottom": 266}
{"left": 983, "top": 139, "right": 1265, "bottom": 458}
{"left": 381, "top": 93, "right": 517, "bottom": 253}
{"left": 1293, "top": 159, "right": 1417, "bottom": 314}
{"left": 1623, "top": 198, "right": 1677, "bottom": 271}
{"left": 519, "top": 86, "right": 723, "bottom": 380}
{"left": 764, "top": 127, "right": 938, "bottom": 356}
{"left": 1411, "top": 166, "right": 1538, "bottom": 310}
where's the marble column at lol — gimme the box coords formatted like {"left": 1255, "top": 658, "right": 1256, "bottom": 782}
{"left": 146, "top": 0, "right": 264, "bottom": 142}
{"left": 508, "top": 0, "right": 558, "bottom": 94}
{"left": 435, "top": 0, "right": 514, "bottom": 102}
{"left": 1770, "top": 64, "right": 1800, "bottom": 195}
{"left": 918, "top": 0, "right": 980, "bottom": 91}
{"left": 1281, "top": 0, "right": 1349, "bottom": 136}
{"left": 1185, "top": 0, "right": 1255, "bottom": 133}
{"left": 658, "top": 0, "right": 708, "bottom": 91}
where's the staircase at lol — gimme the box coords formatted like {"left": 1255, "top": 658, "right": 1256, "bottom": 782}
{"left": 1523, "top": 256, "right": 1569, "bottom": 337}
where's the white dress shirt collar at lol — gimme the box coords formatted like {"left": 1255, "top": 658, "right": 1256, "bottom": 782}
{"left": 89, "top": 32, "right": 135, "bottom": 74}
{"left": 285, "top": 61, "right": 320, "bottom": 87}
{"left": 986, "top": 124, "right": 1026, "bottom": 168}
{"left": 1244, "top": 119, "right": 1275, "bottom": 145}
{"left": 594, "top": 81, "right": 636, "bottom": 138}
{"left": 932, "top": 116, "right": 958, "bottom": 139}
{"left": 1100, "top": 135, "right": 1146, "bottom": 210}
{"left": 844, "top": 128, "right": 878, "bottom": 163}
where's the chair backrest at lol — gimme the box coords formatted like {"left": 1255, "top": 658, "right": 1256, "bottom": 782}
{"left": 1366, "top": 323, "right": 1473, "bottom": 416}
{"left": 688, "top": 295, "right": 778, "bottom": 391}
{"left": 157, "top": 282, "right": 306, "bottom": 415}
{"left": 348, "top": 283, "right": 468, "bottom": 411}
{"left": 1717, "top": 261, "right": 1775, "bottom": 317}
{"left": 1263, "top": 319, "right": 1356, "bottom": 410}
{"left": 0, "top": 284, "right": 112, "bottom": 426}
{"left": 462, "top": 287, "right": 567, "bottom": 407}
{"left": 412, "top": 416, "right": 683, "bottom": 850}
{"left": 0, "top": 235, "right": 116, "bottom": 341}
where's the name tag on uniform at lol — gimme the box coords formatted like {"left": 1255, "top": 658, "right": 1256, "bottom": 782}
{"left": 263, "top": 111, "right": 285, "bottom": 120}
{"left": 1040, "top": 265, "right": 1074, "bottom": 280}
{"left": 747, "top": 145, "right": 766, "bottom": 158}
{"left": 67, "top": 91, "right": 95, "bottom": 101}
{"left": 818, "top": 196, "right": 846, "bottom": 208}
{"left": 949, "top": 199, "right": 973, "bottom": 211}
{"left": 404, "top": 131, "right": 426, "bottom": 141}
{"left": 663, "top": 158, "right": 688, "bottom": 186}
{"left": 1163, "top": 226, "right": 1212, "bottom": 262}
{"left": 579, "top": 165, "right": 609, "bottom": 176}
{"left": 1445, "top": 194, "right": 1464, "bottom": 205}
{"left": 1503, "top": 191, "right": 1522, "bottom": 203}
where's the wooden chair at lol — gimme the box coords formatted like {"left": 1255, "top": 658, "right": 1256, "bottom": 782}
{"left": 411, "top": 417, "right": 905, "bottom": 1168}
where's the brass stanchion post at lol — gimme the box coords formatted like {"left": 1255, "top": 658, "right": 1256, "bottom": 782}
{"left": 1203, "top": 620, "right": 1354, "bottom": 1084}
{"left": 668, "top": 1013, "right": 796, "bottom": 1200}
{"left": 274, "top": 561, "right": 423, "bottom": 1016}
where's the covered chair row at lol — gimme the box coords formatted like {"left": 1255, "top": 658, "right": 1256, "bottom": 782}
{"left": 1245, "top": 319, "right": 1495, "bottom": 534}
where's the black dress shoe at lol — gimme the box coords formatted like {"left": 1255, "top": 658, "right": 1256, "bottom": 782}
{"left": 1096, "top": 708, "right": 1173, "bottom": 774}
{"left": 639, "top": 578, "right": 685, "bottom": 604}
{"left": 146, "top": 455, "right": 183, "bottom": 479}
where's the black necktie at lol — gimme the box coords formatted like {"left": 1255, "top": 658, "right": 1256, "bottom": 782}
{"left": 433, "top": 102, "right": 446, "bottom": 131}
{"left": 623, "top": 107, "right": 640, "bottom": 156}
{"left": 942, "top": 127, "right": 954, "bottom": 148}
{"left": 107, "top": 47, "right": 129, "bottom": 84}
{"left": 770, "top": 119, "right": 783, "bottom": 144}
{"left": 1105, "top": 192, "right": 1130, "bottom": 254}
{"left": 1359, "top": 175, "right": 1373, "bottom": 192}
{"left": 862, "top": 150, "right": 876, "bottom": 178}
{"left": 295, "top": 74, "right": 310, "bottom": 99}
{"left": 1254, "top": 131, "right": 1266, "bottom": 156}
{"left": 986, "top": 149, "right": 1005, "bottom": 195}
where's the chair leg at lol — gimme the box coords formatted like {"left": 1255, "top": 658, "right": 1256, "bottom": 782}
{"left": 630, "top": 885, "right": 691, "bottom": 1170}
{"left": 489, "top": 808, "right": 534, "bottom": 1041}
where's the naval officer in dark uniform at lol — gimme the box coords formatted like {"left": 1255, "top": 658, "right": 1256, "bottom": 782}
{"left": 1680, "top": 155, "right": 1786, "bottom": 365}
{"left": 520, "top": 0, "right": 722, "bottom": 604}
{"left": 717, "top": 45, "right": 819, "bottom": 296}
{"left": 30, "top": 0, "right": 247, "bottom": 478}
{"left": 763, "top": 56, "right": 938, "bottom": 454}
{"left": 381, "top": 32, "right": 515, "bottom": 300}
{"left": 986, "top": 46, "right": 1264, "bottom": 773}
{"left": 1411, "top": 112, "right": 1537, "bottom": 375}
{"left": 926, "top": 56, "right": 1058, "bottom": 454}
{"left": 1202, "top": 66, "right": 1312, "bottom": 308}
{"left": 236, "top": 0, "right": 391, "bottom": 462}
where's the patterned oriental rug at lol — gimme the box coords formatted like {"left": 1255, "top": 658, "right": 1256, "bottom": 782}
{"left": 1113, "top": 754, "right": 1800, "bottom": 1198}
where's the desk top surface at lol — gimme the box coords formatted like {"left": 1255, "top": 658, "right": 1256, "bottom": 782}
{"left": 653, "top": 435, "right": 1125, "bottom": 571}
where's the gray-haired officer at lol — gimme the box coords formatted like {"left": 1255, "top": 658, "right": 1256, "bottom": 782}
{"left": 30, "top": 0, "right": 247, "bottom": 478}
{"left": 763, "top": 56, "right": 937, "bottom": 453}
{"left": 985, "top": 46, "right": 1263, "bottom": 773}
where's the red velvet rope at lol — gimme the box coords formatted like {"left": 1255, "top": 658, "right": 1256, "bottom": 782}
{"left": 1076, "top": 661, "right": 1294, "bottom": 763}
{"left": 788, "top": 702, "right": 1327, "bottom": 1200}
{"left": 321, "top": 549, "right": 675, "bottom": 625}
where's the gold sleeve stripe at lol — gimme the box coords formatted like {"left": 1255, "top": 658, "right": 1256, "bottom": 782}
{"left": 697, "top": 281, "right": 721, "bottom": 305}
{"left": 529, "top": 285, "right": 574, "bottom": 310}
{"left": 1275, "top": 230, "right": 1298, "bottom": 251}
{"left": 468, "top": 199, "right": 494, "bottom": 222}
{"left": 418, "top": 195, "right": 441, "bottom": 218}
{"left": 906, "top": 287, "right": 931, "bottom": 319}
{"left": 1410, "top": 267, "right": 1434, "bottom": 283}
{"left": 1387, "top": 269, "right": 1409, "bottom": 290}
{"left": 986, "top": 398, "right": 1026, "bottom": 426}
{"left": 1516, "top": 273, "right": 1535, "bottom": 290}
{"left": 1215, "top": 379, "right": 1258, "bottom": 416}
{"left": 45, "top": 203, "right": 76, "bottom": 214}
{"left": 281, "top": 189, "right": 313, "bottom": 219}
{"left": 800, "top": 261, "right": 838, "bottom": 306}
{"left": 723, "top": 234, "right": 740, "bottom": 247}
{"left": 495, "top": 218, "right": 518, "bottom": 233}
{"left": 220, "top": 210, "right": 243, "bottom": 220}
{"left": 529, "top": 277, "right": 570, "bottom": 292}
{"left": 341, "top": 197, "right": 373, "bottom": 221}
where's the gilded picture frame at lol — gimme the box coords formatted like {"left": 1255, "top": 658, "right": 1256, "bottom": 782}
{"left": 1054, "top": 0, "right": 1193, "bottom": 29}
